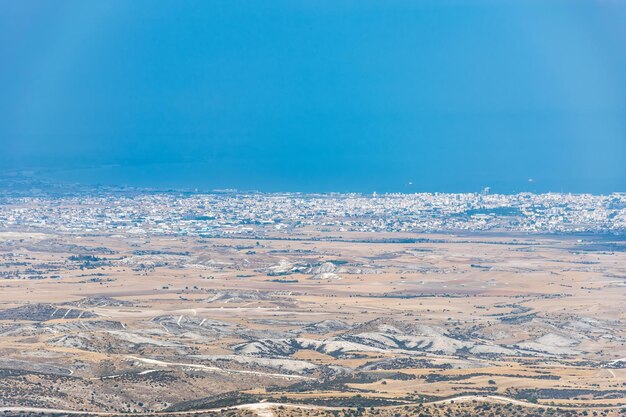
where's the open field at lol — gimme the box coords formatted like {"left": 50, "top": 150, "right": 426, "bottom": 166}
{"left": 0, "top": 226, "right": 624, "bottom": 416}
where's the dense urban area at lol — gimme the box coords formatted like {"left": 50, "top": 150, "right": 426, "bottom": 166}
{"left": 1, "top": 191, "right": 625, "bottom": 237}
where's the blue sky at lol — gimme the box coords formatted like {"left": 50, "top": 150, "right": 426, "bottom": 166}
{"left": 1, "top": 0, "right": 625, "bottom": 193}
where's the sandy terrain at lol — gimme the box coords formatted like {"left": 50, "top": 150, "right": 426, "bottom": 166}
{"left": 0, "top": 228, "right": 624, "bottom": 415}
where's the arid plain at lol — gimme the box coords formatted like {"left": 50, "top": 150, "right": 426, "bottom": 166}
{"left": 0, "top": 228, "right": 624, "bottom": 416}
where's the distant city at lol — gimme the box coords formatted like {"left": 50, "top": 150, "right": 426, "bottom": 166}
{"left": 1, "top": 189, "right": 624, "bottom": 236}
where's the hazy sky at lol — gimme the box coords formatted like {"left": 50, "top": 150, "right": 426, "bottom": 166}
{"left": 1, "top": 1, "right": 625, "bottom": 193}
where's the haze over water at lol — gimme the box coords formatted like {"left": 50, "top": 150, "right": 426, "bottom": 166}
{"left": 2, "top": 1, "right": 625, "bottom": 193}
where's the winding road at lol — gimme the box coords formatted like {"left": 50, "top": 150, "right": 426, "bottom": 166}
{"left": 1, "top": 394, "right": 623, "bottom": 416}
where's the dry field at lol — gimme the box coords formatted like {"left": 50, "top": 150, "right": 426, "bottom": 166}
{"left": 0, "top": 229, "right": 624, "bottom": 416}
